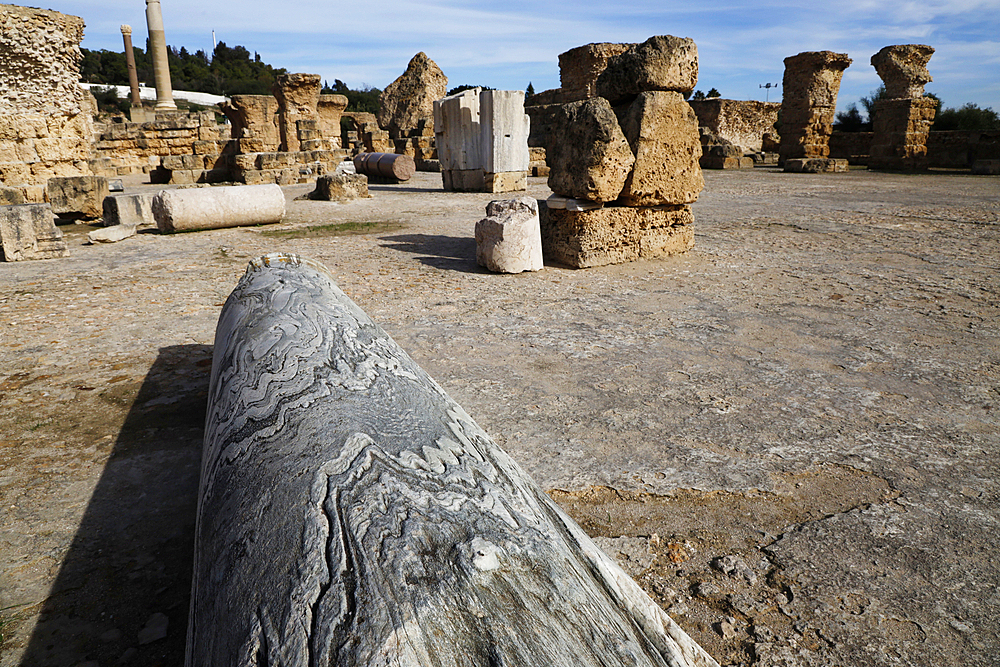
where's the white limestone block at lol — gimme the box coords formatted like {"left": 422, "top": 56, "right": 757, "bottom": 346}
{"left": 475, "top": 196, "right": 544, "bottom": 273}
{"left": 480, "top": 89, "right": 530, "bottom": 175}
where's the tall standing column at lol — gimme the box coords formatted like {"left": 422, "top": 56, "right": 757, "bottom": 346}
{"left": 145, "top": 0, "right": 176, "bottom": 110}
{"left": 120, "top": 25, "right": 141, "bottom": 105}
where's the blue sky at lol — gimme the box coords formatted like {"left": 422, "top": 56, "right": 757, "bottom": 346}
{"left": 47, "top": 0, "right": 1000, "bottom": 115}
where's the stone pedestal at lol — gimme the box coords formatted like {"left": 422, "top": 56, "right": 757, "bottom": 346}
{"left": 868, "top": 97, "right": 937, "bottom": 171}
{"left": 779, "top": 51, "right": 851, "bottom": 167}
{"left": 475, "top": 196, "right": 543, "bottom": 273}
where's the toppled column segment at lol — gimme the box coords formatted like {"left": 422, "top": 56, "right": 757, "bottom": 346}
{"left": 188, "top": 252, "right": 720, "bottom": 667}
{"left": 152, "top": 184, "right": 285, "bottom": 233}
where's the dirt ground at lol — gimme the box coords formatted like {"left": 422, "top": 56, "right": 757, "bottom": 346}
{"left": 1, "top": 167, "right": 998, "bottom": 667}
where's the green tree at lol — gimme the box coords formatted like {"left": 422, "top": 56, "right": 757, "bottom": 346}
{"left": 932, "top": 103, "right": 1000, "bottom": 131}
{"left": 526, "top": 81, "right": 535, "bottom": 101}
{"left": 707, "top": 87, "right": 720, "bottom": 98}
{"left": 834, "top": 103, "right": 868, "bottom": 132}
{"left": 691, "top": 90, "right": 706, "bottom": 100}
{"left": 859, "top": 84, "right": 888, "bottom": 122}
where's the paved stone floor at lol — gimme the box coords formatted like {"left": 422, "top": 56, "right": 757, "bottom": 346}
{"left": 0, "top": 167, "right": 997, "bottom": 666}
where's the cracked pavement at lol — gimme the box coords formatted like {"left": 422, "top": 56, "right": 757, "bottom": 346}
{"left": 1, "top": 168, "right": 998, "bottom": 666}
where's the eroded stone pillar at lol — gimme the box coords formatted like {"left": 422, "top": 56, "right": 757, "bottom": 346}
{"left": 145, "top": 0, "right": 176, "bottom": 110}
{"left": 868, "top": 44, "right": 936, "bottom": 171}
{"left": 778, "top": 51, "right": 851, "bottom": 168}
{"left": 272, "top": 73, "right": 321, "bottom": 152}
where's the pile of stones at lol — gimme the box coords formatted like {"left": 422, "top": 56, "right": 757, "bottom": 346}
{"left": 540, "top": 35, "right": 703, "bottom": 268}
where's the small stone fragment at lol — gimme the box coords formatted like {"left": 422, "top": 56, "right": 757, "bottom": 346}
{"left": 694, "top": 580, "right": 722, "bottom": 599}
{"left": 475, "top": 196, "right": 543, "bottom": 274}
{"left": 711, "top": 554, "right": 758, "bottom": 584}
{"left": 311, "top": 173, "right": 370, "bottom": 201}
{"left": 137, "top": 612, "right": 168, "bottom": 645}
{"left": 89, "top": 224, "right": 137, "bottom": 244}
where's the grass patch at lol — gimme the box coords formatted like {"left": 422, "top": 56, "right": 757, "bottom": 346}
{"left": 260, "top": 220, "right": 405, "bottom": 239}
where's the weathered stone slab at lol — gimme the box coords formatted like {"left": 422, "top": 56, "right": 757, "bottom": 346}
{"left": 0, "top": 203, "right": 69, "bottom": 261}
{"left": 701, "top": 156, "right": 755, "bottom": 170}
{"left": 310, "top": 173, "right": 370, "bottom": 201}
{"left": 152, "top": 184, "right": 285, "bottom": 233}
{"left": 617, "top": 91, "right": 703, "bottom": 206}
{"left": 783, "top": 158, "right": 848, "bottom": 173}
{"left": 484, "top": 171, "right": 528, "bottom": 193}
{"left": 546, "top": 98, "right": 634, "bottom": 202}
{"left": 871, "top": 45, "right": 934, "bottom": 99}
{"left": 475, "top": 196, "right": 543, "bottom": 273}
{"left": 45, "top": 176, "right": 109, "bottom": 220}
{"left": 88, "top": 224, "right": 136, "bottom": 244}
{"left": 596, "top": 35, "right": 699, "bottom": 104}
{"left": 378, "top": 52, "right": 448, "bottom": 138}
{"left": 539, "top": 202, "right": 694, "bottom": 268}
{"left": 0, "top": 187, "right": 25, "bottom": 206}
{"left": 103, "top": 192, "right": 157, "bottom": 227}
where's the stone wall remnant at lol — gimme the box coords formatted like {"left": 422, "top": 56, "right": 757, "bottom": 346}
{"left": 476, "top": 196, "right": 544, "bottom": 273}
{"left": 273, "top": 73, "right": 321, "bottom": 153}
{"left": 596, "top": 35, "right": 699, "bottom": 104}
{"left": 558, "top": 43, "right": 632, "bottom": 103}
{"left": 317, "top": 94, "right": 348, "bottom": 149}
{"left": 688, "top": 99, "right": 780, "bottom": 153}
{"left": 378, "top": 52, "right": 448, "bottom": 138}
{"left": 0, "top": 4, "right": 95, "bottom": 201}
{"left": 868, "top": 44, "right": 936, "bottom": 171}
{"left": 0, "top": 202, "right": 69, "bottom": 261}
{"left": 778, "top": 50, "right": 852, "bottom": 171}
{"left": 219, "top": 95, "right": 281, "bottom": 152}
{"left": 434, "top": 89, "right": 530, "bottom": 193}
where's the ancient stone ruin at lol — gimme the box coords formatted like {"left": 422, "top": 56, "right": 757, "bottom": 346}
{"left": 378, "top": 52, "right": 446, "bottom": 169}
{"left": 688, "top": 98, "right": 780, "bottom": 168}
{"left": 434, "top": 89, "right": 530, "bottom": 193}
{"left": 779, "top": 51, "right": 852, "bottom": 173}
{"left": 868, "top": 44, "right": 936, "bottom": 171}
{"left": 0, "top": 3, "right": 95, "bottom": 204}
{"left": 540, "top": 35, "right": 702, "bottom": 268}
{"left": 559, "top": 43, "right": 633, "bottom": 103}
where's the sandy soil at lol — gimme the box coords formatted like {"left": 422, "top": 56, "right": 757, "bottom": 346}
{"left": 1, "top": 167, "right": 998, "bottom": 667}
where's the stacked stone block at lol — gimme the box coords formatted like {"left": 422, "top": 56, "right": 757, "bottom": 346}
{"left": 0, "top": 4, "right": 95, "bottom": 203}
{"left": 434, "top": 89, "right": 530, "bottom": 193}
{"left": 868, "top": 45, "right": 936, "bottom": 171}
{"left": 779, "top": 51, "right": 852, "bottom": 172}
{"left": 540, "top": 35, "right": 702, "bottom": 268}
{"left": 559, "top": 43, "right": 633, "bottom": 103}
{"left": 688, "top": 98, "right": 780, "bottom": 162}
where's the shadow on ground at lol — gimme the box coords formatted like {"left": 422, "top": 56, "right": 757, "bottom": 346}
{"left": 379, "top": 233, "right": 486, "bottom": 273}
{"left": 18, "top": 345, "right": 211, "bottom": 667}
{"left": 368, "top": 184, "right": 444, "bottom": 195}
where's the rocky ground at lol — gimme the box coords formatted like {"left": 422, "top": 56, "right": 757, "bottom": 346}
{"left": 0, "top": 167, "right": 998, "bottom": 667}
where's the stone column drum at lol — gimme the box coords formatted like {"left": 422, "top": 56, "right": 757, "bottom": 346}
{"left": 778, "top": 51, "right": 851, "bottom": 167}
{"left": 144, "top": 0, "right": 176, "bottom": 110}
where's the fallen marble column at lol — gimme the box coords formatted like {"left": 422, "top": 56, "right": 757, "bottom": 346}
{"left": 152, "top": 184, "right": 285, "bottom": 233}
{"left": 189, "top": 253, "right": 719, "bottom": 667}
{"left": 353, "top": 152, "right": 416, "bottom": 181}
